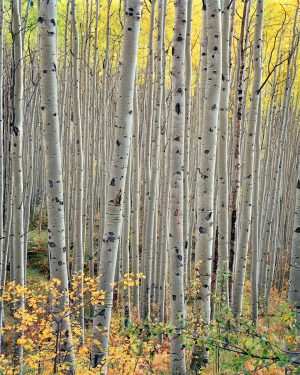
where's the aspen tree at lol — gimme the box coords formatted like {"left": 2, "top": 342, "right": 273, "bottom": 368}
{"left": 232, "top": 0, "right": 264, "bottom": 316}
{"left": 183, "top": 0, "right": 193, "bottom": 278}
{"left": 147, "top": 0, "right": 165, "bottom": 310}
{"left": 192, "top": 1, "right": 222, "bottom": 369}
{"left": 265, "top": 14, "right": 299, "bottom": 309}
{"left": 158, "top": 14, "right": 169, "bottom": 320}
{"left": 131, "top": 85, "right": 140, "bottom": 315}
{"left": 191, "top": 2, "right": 207, "bottom": 291}
{"left": 121, "top": 155, "right": 131, "bottom": 327}
{"left": 91, "top": 1, "right": 142, "bottom": 370}
{"left": 38, "top": 1, "right": 75, "bottom": 371}
{"left": 0, "top": 0, "right": 3, "bottom": 291}
{"left": 70, "top": 0, "right": 84, "bottom": 339}
{"left": 287, "top": 159, "right": 300, "bottom": 367}
{"left": 229, "top": 0, "right": 249, "bottom": 300}
{"left": 193, "top": 0, "right": 207, "bottom": 286}
{"left": 99, "top": 0, "right": 111, "bottom": 245}
{"left": 195, "top": 0, "right": 222, "bottom": 323}
{"left": 216, "top": 0, "right": 231, "bottom": 303}
{"left": 11, "top": 0, "right": 25, "bottom": 368}
{"left": 169, "top": 1, "right": 187, "bottom": 373}
{"left": 141, "top": 0, "right": 157, "bottom": 319}
{"left": 0, "top": 177, "right": 11, "bottom": 353}
{"left": 87, "top": 0, "right": 100, "bottom": 284}
{"left": 250, "top": 98, "right": 262, "bottom": 324}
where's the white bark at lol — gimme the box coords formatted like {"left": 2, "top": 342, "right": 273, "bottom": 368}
{"left": 169, "top": 1, "right": 187, "bottom": 373}
{"left": 232, "top": 0, "right": 264, "bottom": 316}
{"left": 183, "top": 0, "right": 193, "bottom": 279}
{"left": 216, "top": 0, "right": 231, "bottom": 304}
{"left": 92, "top": 1, "right": 142, "bottom": 370}
{"left": 131, "top": 84, "right": 140, "bottom": 315}
{"left": 38, "top": 1, "right": 75, "bottom": 371}
{"left": 11, "top": 0, "right": 25, "bottom": 368}
{"left": 195, "top": 0, "right": 222, "bottom": 324}
{"left": 71, "top": 0, "right": 84, "bottom": 339}
{"left": 287, "top": 160, "right": 300, "bottom": 367}
{"left": 141, "top": 0, "right": 157, "bottom": 319}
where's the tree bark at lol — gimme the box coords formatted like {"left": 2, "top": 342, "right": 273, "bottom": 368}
{"left": 38, "top": 1, "right": 75, "bottom": 371}
{"left": 169, "top": 1, "right": 187, "bottom": 373}
{"left": 91, "top": 1, "right": 142, "bottom": 370}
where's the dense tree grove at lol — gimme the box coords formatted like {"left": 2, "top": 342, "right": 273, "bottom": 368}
{"left": 0, "top": 0, "right": 299, "bottom": 374}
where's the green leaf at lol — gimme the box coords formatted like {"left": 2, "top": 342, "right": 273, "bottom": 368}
{"left": 277, "top": 361, "right": 287, "bottom": 367}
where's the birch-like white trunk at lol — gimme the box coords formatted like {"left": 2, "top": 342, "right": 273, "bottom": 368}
{"left": 216, "top": 0, "right": 231, "bottom": 304}
{"left": 11, "top": 0, "right": 25, "bottom": 368}
{"left": 91, "top": 1, "right": 142, "bottom": 370}
{"left": 141, "top": 0, "right": 157, "bottom": 319}
{"left": 195, "top": 0, "right": 222, "bottom": 324}
{"left": 131, "top": 85, "right": 140, "bottom": 315}
{"left": 70, "top": 0, "right": 85, "bottom": 340}
{"left": 287, "top": 160, "right": 300, "bottom": 367}
{"left": 183, "top": 0, "right": 193, "bottom": 279}
{"left": 250, "top": 98, "right": 262, "bottom": 324}
{"left": 192, "top": 1, "right": 222, "bottom": 369}
{"left": 169, "top": 1, "right": 187, "bottom": 373}
{"left": 232, "top": 0, "right": 264, "bottom": 316}
{"left": 38, "top": 1, "right": 75, "bottom": 371}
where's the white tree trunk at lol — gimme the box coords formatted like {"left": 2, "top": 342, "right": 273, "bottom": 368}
{"left": 91, "top": 1, "right": 142, "bottom": 370}
{"left": 183, "top": 0, "right": 193, "bottom": 279}
{"left": 195, "top": 0, "right": 222, "bottom": 324}
{"left": 38, "top": 1, "right": 75, "bottom": 371}
{"left": 169, "top": 1, "right": 187, "bottom": 373}
{"left": 70, "top": 0, "right": 85, "bottom": 340}
{"left": 216, "top": 0, "right": 231, "bottom": 304}
{"left": 192, "top": 1, "right": 222, "bottom": 369}
{"left": 11, "top": 0, "right": 25, "bottom": 368}
{"left": 287, "top": 160, "right": 300, "bottom": 367}
{"left": 232, "top": 0, "right": 264, "bottom": 316}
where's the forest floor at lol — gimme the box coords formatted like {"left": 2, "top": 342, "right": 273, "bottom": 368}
{"left": 24, "top": 229, "right": 290, "bottom": 374}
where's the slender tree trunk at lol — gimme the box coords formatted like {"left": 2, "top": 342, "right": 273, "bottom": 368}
{"left": 183, "top": 0, "right": 193, "bottom": 280}
{"left": 216, "top": 0, "right": 231, "bottom": 305}
{"left": 232, "top": 0, "right": 264, "bottom": 316}
{"left": 287, "top": 158, "right": 300, "bottom": 367}
{"left": 91, "top": 1, "right": 142, "bottom": 370}
{"left": 121, "top": 155, "right": 131, "bottom": 328}
{"left": 141, "top": 0, "right": 157, "bottom": 319}
{"left": 192, "top": 0, "right": 222, "bottom": 369}
{"left": 250, "top": 98, "right": 262, "bottom": 324}
{"left": 38, "top": 1, "right": 75, "bottom": 371}
{"left": 70, "top": 0, "right": 85, "bottom": 341}
{"left": 11, "top": 1, "right": 25, "bottom": 370}
{"left": 131, "top": 84, "right": 140, "bottom": 316}
{"left": 228, "top": 0, "right": 249, "bottom": 302}
{"left": 168, "top": 1, "right": 187, "bottom": 373}
{"left": 0, "top": 0, "right": 3, "bottom": 292}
